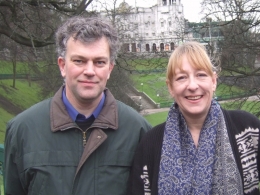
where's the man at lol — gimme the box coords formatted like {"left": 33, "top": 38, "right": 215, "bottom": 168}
{"left": 4, "top": 16, "right": 151, "bottom": 195}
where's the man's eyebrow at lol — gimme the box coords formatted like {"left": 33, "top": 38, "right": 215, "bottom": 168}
{"left": 94, "top": 57, "right": 109, "bottom": 61}
{"left": 70, "top": 55, "right": 85, "bottom": 59}
{"left": 71, "top": 55, "right": 108, "bottom": 59}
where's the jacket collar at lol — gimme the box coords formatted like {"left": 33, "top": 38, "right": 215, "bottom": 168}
{"left": 50, "top": 86, "right": 118, "bottom": 132}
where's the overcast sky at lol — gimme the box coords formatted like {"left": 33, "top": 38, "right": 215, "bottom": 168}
{"left": 124, "top": 0, "right": 203, "bottom": 22}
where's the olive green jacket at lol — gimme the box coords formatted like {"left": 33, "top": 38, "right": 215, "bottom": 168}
{"left": 4, "top": 86, "right": 151, "bottom": 195}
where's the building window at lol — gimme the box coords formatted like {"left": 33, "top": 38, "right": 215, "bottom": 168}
{"left": 123, "top": 43, "right": 129, "bottom": 52}
{"left": 132, "top": 43, "right": 137, "bottom": 52}
{"left": 152, "top": 43, "right": 157, "bottom": 52}
{"left": 146, "top": 33, "right": 149, "bottom": 36}
{"left": 169, "top": 21, "right": 172, "bottom": 26}
{"left": 171, "top": 42, "right": 175, "bottom": 50}
{"left": 152, "top": 33, "right": 155, "bottom": 36}
{"left": 160, "top": 43, "right": 164, "bottom": 51}
{"left": 146, "top": 44, "right": 150, "bottom": 52}
{"left": 163, "top": 0, "right": 167, "bottom": 5}
{"left": 161, "top": 22, "right": 164, "bottom": 27}
{"left": 161, "top": 32, "right": 164, "bottom": 36}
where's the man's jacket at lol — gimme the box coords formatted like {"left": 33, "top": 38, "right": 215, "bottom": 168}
{"left": 4, "top": 86, "right": 151, "bottom": 195}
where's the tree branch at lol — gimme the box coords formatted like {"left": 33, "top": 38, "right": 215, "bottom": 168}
{"left": 0, "top": 25, "right": 54, "bottom": 47}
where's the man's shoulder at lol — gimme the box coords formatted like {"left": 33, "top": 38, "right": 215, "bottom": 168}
{"left": 8, "top": 98, "right": 52, "bottom": 125}
{"left": 116, "top": 100, "right": 152, "bottom": 128}
{"left": 116, "top": 100, "right": 138, "bottom": 114}
{"left": 116, "top": 100, "right": 145, "bottom": 119}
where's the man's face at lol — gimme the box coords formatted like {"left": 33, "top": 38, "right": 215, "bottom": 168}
{"left": 58, "top": 36, "right": 114, "bottom": 107}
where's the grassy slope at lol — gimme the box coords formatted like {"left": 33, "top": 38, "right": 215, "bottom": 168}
{"left": 0, "top": 80, "right": 42, "bottom": 143}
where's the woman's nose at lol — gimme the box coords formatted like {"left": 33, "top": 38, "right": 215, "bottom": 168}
{"left": 187, "top": 78, "right": 198, "bottom": 90}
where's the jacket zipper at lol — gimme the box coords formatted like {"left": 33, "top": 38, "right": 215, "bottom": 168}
{"left": 60, "top": 126, "right": 87, "bottom": 147}
{"left": 82, "top": 131, "right": 87, "bottom": 147}
{"left": 61, "top": 126, "right": 109, "bottom": 147}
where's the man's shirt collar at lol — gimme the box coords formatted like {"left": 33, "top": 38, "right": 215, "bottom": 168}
{"left": 62, "top": 88, "right": 105, "bottom": 122}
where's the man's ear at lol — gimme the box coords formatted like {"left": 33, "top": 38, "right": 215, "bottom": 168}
{"left": 107, "top": 63, "right": 114, "bottom": 79}
{"left": 58, "top": 57, "right": 66, "bottom": 78}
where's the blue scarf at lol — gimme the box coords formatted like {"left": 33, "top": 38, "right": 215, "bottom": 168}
{"left": 158, "top": 100, "right": 243, "bottom": 195}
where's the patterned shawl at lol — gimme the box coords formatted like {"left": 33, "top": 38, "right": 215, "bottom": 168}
{"left": 158, "top": 100, "right": 243, "bottom": 195}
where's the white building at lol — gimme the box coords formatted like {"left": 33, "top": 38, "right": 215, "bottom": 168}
{"left": 101, "top": 0, "right": 185, "bottom": 53}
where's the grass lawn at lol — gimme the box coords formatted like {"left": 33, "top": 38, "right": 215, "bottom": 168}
{"left": 0, "top": 80, "right": 42, "bottom": 109}
{"left": 0, "top": 107, "right": 13, "bottom": 143}
{"left": 144, "top": 111, "right": 168, "bottom": 127}
{"left": 0, "top": 80, "right": 43, "bottom": 143}
{"left": 131, "top": 73, "right": 169, "bottom": 102}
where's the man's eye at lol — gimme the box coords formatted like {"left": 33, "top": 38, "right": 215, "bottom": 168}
{"left": 96, "top": 61, "right": 106, "bottom": 65}
{"left": 73, "top": 60, "right": 83, "bottom": 64}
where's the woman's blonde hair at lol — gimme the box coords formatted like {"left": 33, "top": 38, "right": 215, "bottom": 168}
{"left": 166, "top": 41, "right": 217, "bottom": 85}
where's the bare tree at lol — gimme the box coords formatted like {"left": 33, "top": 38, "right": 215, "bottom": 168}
{"left": 199, "top": 0, "right": 260, "bottom": 117}
{"left": 0, "top": 0, "right": 95, "bottom": 47}
{"left": 0, "top": 37, "right": 28, "bottom": 88}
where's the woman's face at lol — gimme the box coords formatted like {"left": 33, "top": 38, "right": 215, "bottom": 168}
{"left": 167, "top": 55, "right": 217, "bottom": 119}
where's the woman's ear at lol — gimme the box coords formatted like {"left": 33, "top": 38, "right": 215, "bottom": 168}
{"left": 166, "top": 80, "right": 174, "bottom": 98}
{"left": 212, "top": 72, "right": 218, "bottom": 91}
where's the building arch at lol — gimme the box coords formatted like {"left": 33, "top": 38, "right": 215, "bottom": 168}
{"left": 162, "top": 0, "right": 166, "bottom": 5}
{"left": 152, "top": 43, "right": 157, "bottom": 52}
{"left": 131, "top": 43, "right": 136, "bottom": 52}
{"left": 160, "top": 43, "right": 164, "bottom": 51}
{"left": 146, "top": 44, "right": 150, "bottom": 52}
{"left": 171, "top": 42, "right": 175, "bottom": 50}
{"left": 122, "top": 43, "right": 129, "bottom": 52}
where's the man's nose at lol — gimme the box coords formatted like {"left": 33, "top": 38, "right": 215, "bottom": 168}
{"left": 83, "top": 62, "right": 95, "bottom": 75}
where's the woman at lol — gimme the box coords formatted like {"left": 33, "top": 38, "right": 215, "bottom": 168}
{"left": 128, "top": 41, "right": 260, "bottom": 195}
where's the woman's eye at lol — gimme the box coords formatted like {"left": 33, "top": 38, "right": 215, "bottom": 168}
{"left": 176, "top": 76, "right": 185, "bottom": 80}
{"left": 197, "top": 73, "right": 207, "bottom": 77}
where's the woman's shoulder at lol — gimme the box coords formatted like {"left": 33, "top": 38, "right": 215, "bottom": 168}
{"left": 223, "top": 109, "right": 260, "bottom": 123}
{"left": 147, "top": 122, "right": 166, "bottom": 136}
{"left": 223, "top": 109, "right": 260, "bottom": 136}
{"left": 140, "top": 122, "right": 166, "bottom": 145}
